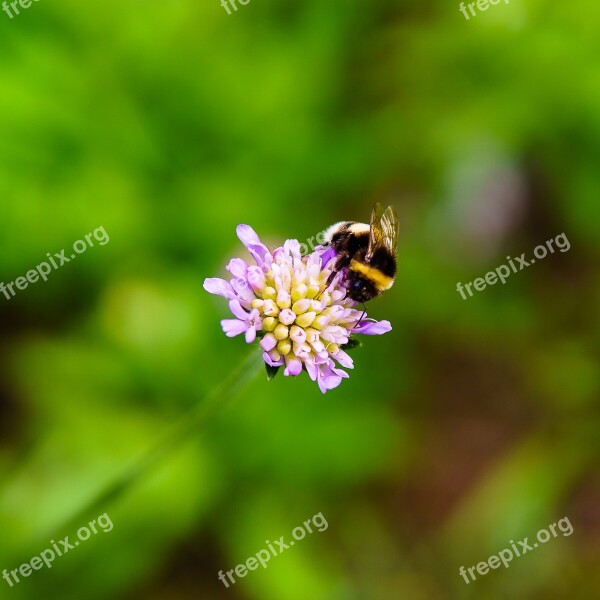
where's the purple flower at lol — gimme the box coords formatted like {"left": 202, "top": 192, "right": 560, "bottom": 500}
{"left": 203, "top": 225, "right": 392, "bottom": 393}
{"left": 221, "top": 300, "right": 262, "bottom": 343}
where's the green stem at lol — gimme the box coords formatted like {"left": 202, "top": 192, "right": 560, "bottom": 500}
{"left": 57, "top": 349, "right": 264, "bottom": 532}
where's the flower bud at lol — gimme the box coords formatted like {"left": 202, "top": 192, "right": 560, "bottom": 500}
{"left": 312, "top": 315, "right": 330, "bottom": 330}
{"left": 263, "top": 286, "right": 277, "bottom": 300}
{"left": 290, "top": 326, "right": 307, "bottom": 344}
{"left": 278, "top": 308, "right": 296, "bottom": 326}
{"left": 276, "top": 291, "right": 291, "bottom": 309}
{"left": 306, "top": 285, "right": 320, "bottom": 299}
{"left": 292, "top": 299, "right": 311, "bottom": 314}
{"left": 263, "top": 317, "right": 277, "bottom": 331}
{"left": 295, "top": 311, "right": 316, "bottom": 328}
{"left": 263, "top": 300, "right": 279, "bottom": 316}
{"left": 291, "top": 284, "right": 308, "bottom": 303}
{"left": 268, "top": 349, "right": 281, "bottom": 362}
{"left": 277, "top": 339, "right": 292, "bottom": 355}
{"left": 274, "top": 324, "right": 289, "bottom": 340}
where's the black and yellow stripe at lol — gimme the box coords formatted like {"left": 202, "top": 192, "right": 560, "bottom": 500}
{"left": 349, "top": 260, "right": 394, "bottom": 291}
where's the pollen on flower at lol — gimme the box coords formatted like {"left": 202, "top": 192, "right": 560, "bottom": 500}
{"left": 203, "top": 224, "right": 392, "bottom": 393}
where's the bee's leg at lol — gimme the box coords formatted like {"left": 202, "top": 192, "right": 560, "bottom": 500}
{"left": 324, "top": 267, "right": 339, "bottom": 289}
{"left": 359, "top": 303, "right": 367, "bottom": 323}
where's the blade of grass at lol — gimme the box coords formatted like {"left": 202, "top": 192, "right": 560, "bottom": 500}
{"left": 55, "top": 349, "right": 264, "bottom": 532}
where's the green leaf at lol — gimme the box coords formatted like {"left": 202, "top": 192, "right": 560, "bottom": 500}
{"left": 343, "top": 337, "right": 362, "bottom": 351}
{"left": 265, "top": 363, "right": 281, "bottom": 381}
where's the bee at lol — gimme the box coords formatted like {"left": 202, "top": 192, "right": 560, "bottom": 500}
{"left": 322, "top": 203, "right": 399, "bottom": 303}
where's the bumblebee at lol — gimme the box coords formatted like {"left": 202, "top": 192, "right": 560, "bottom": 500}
{"left": 323, "top": 203, "right": 399, "bottom": 303}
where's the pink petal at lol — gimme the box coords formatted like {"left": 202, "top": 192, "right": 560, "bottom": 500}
{"left": 318, "top": 246, "right": 337, "bottom": 266}
{"left": 228, "top": 299, "right": 249, "bottom": 320}
{"left": 283, "top": 239, "right": 302, "bottom": 261}
{"left": 245, "top": 326, "right": 257, "bottom": 344}
{"left": 333, "top": 349, "right": 354, "bottom": 369}
{"left": 332, "top": 367, "right": 349, "bottom": 379}
{"left": 284, "top": 357, "right": 303, "bottom": 377}
{"left": 323, "top": 374, "right": 343, "bottom": 390}
{"left": 353, "top": 319, "right": 392, "bottom": 335}
{"left": 247, "top": 266, "right": 266, "bottom": 290}
{"left": 226, "top": 258, "right": 248, "bottom": 279}
{"left": 263, "top": 352, "right": 284, "bottom": 367}
{"left": 260, "top": 333, "right": 277, "bottom": 352}
{"left": 317, "top": 378, "right": 328, "bottom": 394}
{"left": 305, "top": 359, "right": 318, "bottom": 381}
{"left": 220, "top": 319, "right": 248, "bottom": 338}
{"left": 236, "top": 224, "right": 272, "bottom": 267}
{"left": 231, "top": 278, "right": 256, "bottom": 303}
{"left": 203, "top": 278, "right": 236, "bottom": 300}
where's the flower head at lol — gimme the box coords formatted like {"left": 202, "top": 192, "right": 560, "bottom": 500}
{"left": 204, "top": 225, "right": 392, "bottom": 393}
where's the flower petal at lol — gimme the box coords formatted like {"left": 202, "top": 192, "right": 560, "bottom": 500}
{"left": 245, "top": 326, "right": 257, "bottom": 344}
{"left": 333, "top": 349, "right": 354, "bottom": 369}
{"left": 305, "top": 358, "right": 318, "bottom": 381}
{"left": 226, "top": 258, "right": 249, "bottom": 279}
{"left": 228, "top": 299, "right": 249, "bottom": 320}
{"left": 284, "top": 239, "right": 302, "bottom": 262}
{"left": 231, "top": 277, "right": 256, "bottom": 303}
{"left": 220, "top": 319, "right": 247, "bottom": 337}
{"left": 236, "top": 224, "right": 272, "bottom": 267}
{"left": 263, "top": 351, "right": 284, "bottom": 367}
{"left": 353, "top": 319, "right": 392, "bottom": 335}
{"left": 318, "top": 246, "right": 337, "bottom": 266}
{"left": 284, "top": 356, "right": 303, "bottom": 377}
{"left": 203, "top": 278, "right": 236, "bottom": 300}
{"left": 247, "top": 266, "right": 266, "bottom": 291}
{"left": 260, "top": 333, "right": 277, "bottom": 352}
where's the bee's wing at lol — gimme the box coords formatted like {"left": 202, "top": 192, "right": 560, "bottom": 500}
{"left": 366, "top": 203, "right": 399, "bottom": 259}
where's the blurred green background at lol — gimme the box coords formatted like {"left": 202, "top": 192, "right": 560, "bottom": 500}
{"left": 0, "top": 0, "right": 598, "bottom": 598}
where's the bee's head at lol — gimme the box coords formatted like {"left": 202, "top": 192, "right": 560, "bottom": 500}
{"left": 348, "top": 278, "right": 375, "bottom": 303}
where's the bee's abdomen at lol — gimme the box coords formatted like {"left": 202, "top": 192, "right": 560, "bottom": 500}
{"left": 349, "top": 259, "right": 395, "bottom": 292}
{"left": 370, "top": 248, "right": 397, "bottom": 278}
